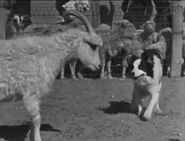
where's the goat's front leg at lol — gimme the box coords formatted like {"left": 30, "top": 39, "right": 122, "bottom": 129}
{"left": 69, "top": 60, "right": 77, "bottom": 79}
{"left": 100, "top": 53, "right": 106, "bottom": 79}
{"left": 143, "top": 92, "right": 160, "bottom": 120}
{"left": 100, "top": 64, "right": 105, "bottom": 79}
{"left": 107, "top": 59, "right": 113, "bottom": 79}
{"left": 181, "top": 60, "right": 185, "bottom": 76}
{"left": 121, "top": 58, "right": 128, "bottom": 80}
{"left": 23, "top": 95, "right": 42, "bottom": 141}
{"left": 60, "top": 66, "right": 65, "bottom": 79}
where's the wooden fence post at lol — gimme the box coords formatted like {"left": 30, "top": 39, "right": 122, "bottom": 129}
{"left": 90, "top": 0, "right": 100, "bottom": 28}
{"left": 0, "top": 7, "right": 9, "bottom": 39}
{"left": 170, "top": 1, "right": 184, "bottom": 77}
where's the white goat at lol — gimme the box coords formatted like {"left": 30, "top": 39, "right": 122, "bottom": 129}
{"left": 0, "top": 10, "right": 102, "bottom": 141}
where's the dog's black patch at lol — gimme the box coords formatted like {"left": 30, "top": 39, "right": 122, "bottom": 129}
{"left": 139, "top": 49, "right": 162, "bottom": 78}
{"left": 127, "top": 55, "right": 140, "bottom": 74}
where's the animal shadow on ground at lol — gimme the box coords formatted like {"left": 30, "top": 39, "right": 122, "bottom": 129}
{"left": 99, "top": 101, "right": 133, "bottom": 114}
{"left": 168, "top": 139, "right": 181, "bottom": 141}
{"left": 0, "top": 123, "right": 61, "bottom": 141}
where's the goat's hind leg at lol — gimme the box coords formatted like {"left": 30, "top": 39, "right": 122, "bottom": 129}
{"left": 23, "top": 95, "right": 42, "bottom": 141}
{"left": 107, "top": 60, "right": 113, "bottom": 79}
{"left": 121, "top": 58, "right": 128, "bottom": 80}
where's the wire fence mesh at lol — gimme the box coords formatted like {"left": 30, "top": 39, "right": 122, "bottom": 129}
{"left": 6, "top": 0, "right": 183, "bottom": 78}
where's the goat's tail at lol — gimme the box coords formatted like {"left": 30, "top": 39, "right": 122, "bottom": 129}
{"left": 158, "top": 27, "right": 172, "bottom": 38}
{"left": 64, "top": 10, "right": 95, "bottom": 34}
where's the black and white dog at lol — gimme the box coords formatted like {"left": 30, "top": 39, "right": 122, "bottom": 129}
{"left": 130, "top": 49, "right": 163, "bottom": 120}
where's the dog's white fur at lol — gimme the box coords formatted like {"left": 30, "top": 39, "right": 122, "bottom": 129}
{"left": 131, "top": 52, "right": 163, "bottom": 120}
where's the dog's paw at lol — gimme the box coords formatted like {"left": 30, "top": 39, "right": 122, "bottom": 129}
{"left": 142, "top": 111, "right": 152, "bottom": 121}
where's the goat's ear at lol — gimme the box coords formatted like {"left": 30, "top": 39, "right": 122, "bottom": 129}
{"left": 83, "top": 34, "right": 103, "bottom": 47}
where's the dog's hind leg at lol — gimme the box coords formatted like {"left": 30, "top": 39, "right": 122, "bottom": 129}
{"left": 130, "top": 90, "right": 143, "bottom": 116}
{"left": 143, "top": 92, "right": 159, "bottom": 120}
{"left": 23, "top": 94, "right": 42, "bottom": 141}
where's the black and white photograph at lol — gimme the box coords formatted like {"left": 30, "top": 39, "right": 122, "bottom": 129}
{"left": 0, "top": 0, "right": 184, "bottom": 141}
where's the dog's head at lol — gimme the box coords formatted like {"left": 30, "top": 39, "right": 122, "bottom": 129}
{"left": 131, "top": 49, "right": 162, "bottom": 79}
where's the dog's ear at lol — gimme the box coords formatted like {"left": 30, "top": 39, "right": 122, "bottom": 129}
{"left": 153, "top": 49, "right": 163, "bottom": 62}
{"left": 147, "top": 55, "right": 154, "bottom": 65}
{"left": 141, "top": 49, "right": 162, "bottom": 63}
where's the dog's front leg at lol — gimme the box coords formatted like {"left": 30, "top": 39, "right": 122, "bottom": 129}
{"left": 131, "top": 89, "right": 143, "bottom": 116}
{"left": 154, "top": 103, "right": 162, "bottom": 114}
{"left": 143, "top": 92, "right": 160, "bottom": 120}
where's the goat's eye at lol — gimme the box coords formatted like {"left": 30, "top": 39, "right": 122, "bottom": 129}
{"left": 90, "top": 45, "right": 97, "bottom": 51}
{"left": 87, "top": 42, "right": 97, "bottom": 51}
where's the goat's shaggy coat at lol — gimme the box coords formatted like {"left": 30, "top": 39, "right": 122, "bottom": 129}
{"left": 0, "top": 10, "right": 102, "bottom": 141}
{"left": 97, "top": 20, "right": 143, "bottom": 79}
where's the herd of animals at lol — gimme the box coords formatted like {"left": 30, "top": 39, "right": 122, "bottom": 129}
{"left": 58, "top": 4, "right": 184, "bottom": 80}
{"left": 0, "top": 2, "right": 185, "bottom": 141}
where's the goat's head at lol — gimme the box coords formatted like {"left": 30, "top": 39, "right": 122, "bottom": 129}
{"left": 64, "top": 10, "right": 103, "bottom": 71}
{"left": 115, "top": 20, "right": 137, "bottom": 39}
{"left": 142, "top": 20, "right": 156, "bottom": 34}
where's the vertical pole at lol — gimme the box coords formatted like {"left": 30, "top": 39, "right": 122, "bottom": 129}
{"left": 0, "top": 6, "right": 9, "bottom": 39}
{"left": 90, "top": 0, "right": 100, "bottom": 28}
{"left": 170, "top": 1, "right": 184, "bottom": 77}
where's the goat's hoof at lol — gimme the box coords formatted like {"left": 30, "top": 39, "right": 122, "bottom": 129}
{"left": 108, "top": 75, "right": 113, "bottom": 79}
{"left": 100, "top": 73, "right": 105, "bottom": 79}
{"left": 71, "top": 75, "right": 77, "bottom": 79}
{"left": 120, "top": 75, "right": 126, "bottom": 80}
{"left": 77, "top": 73, "right": 84, "bottom": 79}
{"left": 60, "top": 76, "right": 64, "bottom": 79}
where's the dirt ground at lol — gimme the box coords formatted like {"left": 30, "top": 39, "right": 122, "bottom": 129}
{"left": 0, "top": 77, "right": 184, "bottom": 141}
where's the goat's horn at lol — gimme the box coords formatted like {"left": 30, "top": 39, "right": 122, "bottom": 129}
{"left": 150, "top": 0, "right": 157, "bottom": 22}
{"left": 64, "top": 10, "right": 95, "bottom": 34}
